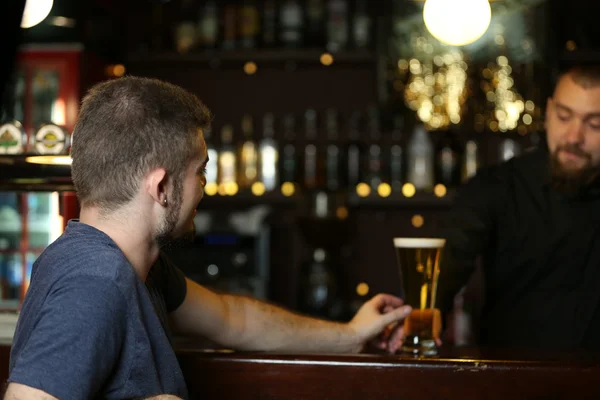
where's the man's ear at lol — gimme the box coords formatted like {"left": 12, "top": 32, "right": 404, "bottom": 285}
{"left": 145, "top": 168, "right": 168, "bottom": 206}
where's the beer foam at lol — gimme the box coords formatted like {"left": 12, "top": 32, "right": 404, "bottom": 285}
{"left": 393, "top": 237, "right": 445, "bottom": 248}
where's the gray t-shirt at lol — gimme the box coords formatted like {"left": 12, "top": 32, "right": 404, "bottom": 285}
{"left": 8, "top": 220, "right": 188, "bottom": 399}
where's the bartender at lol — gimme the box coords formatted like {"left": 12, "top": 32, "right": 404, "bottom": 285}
{"left": 437, "top": 63, "right": 600, "bottom": 350}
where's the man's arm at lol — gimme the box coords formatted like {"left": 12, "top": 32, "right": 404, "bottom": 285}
{"left": 5, "top": 276, "right": 127, "bottom": 400}
{"left": 437, "top": 167, "right": 504, "bottom": 331}
{"left": 170, "top": 278, "right": 412, "bottom": 353}
{"left": 4, "top": 384, "right": 58, "bottom": 400}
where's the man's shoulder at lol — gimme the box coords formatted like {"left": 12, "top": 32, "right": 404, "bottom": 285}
{"left": 471, "top": 147, "right": 546, "bottom": 185}
{"left": 34, "top": 227, "right": 137, "bottom": 288}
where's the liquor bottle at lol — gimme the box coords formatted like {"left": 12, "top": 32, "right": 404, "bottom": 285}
{"left": 218, "top": 125, "right": 237, "bottom": 186}
{"left": 305, "top": 0, "right": 325, "bottom": 48}
{"left": 222, "top": 3, "right": 237, "bottom": 50}
{"left": 435, "top": 131, "right": 462, "bottom": 187}
{"left": 279, "top": 0, "right": 303, "bottom": 48}
{"left": 298, "top": 248, "right": 338, "bottom": 319}
{"left": 238, "top": 0, "right": 260, "bottom": 49}
{"left": 352, "top": 0, "right": 371, "bottom": 49}
{"left": 462, "top": 140, "right": 479, "bottom": 182}
{"left": 262, "top": 0, "right": 277, "bottom": 48}
{"left": 174, "top": 0, "right": 197, "bottom": 53}
{"left": 390, "top": 115, "right": 404, "bottom": 192}
{"left": 303, "top": 109, "right": 321, "bottom": 190}
{"left": 197, "top": 0, "right": 218, "bottom": 49}
{"left": 346, "top": 110, "right": 363, "bottom": 189}
{"left": 238, "top": 114, "right": 259, "bottom": 190}
{"left": 325, "top": 109, "right": 341, "bottom": 192}
{"left": 281, "top": 114, "right": 298, "bottom": 185}
{"left": 406, "top": 125, "right": 434, "bottom": 191}
{"left": 259, "top": 113, "right": 279, "bottom": 192}
{"left": 499, "top": 138, "right": 521, "bottom": 162}
{"left": 365, "top": 107, "right": 382, "bottom": 191}
{"left": 326, "top": 0, "right": 349, "bottom": 52}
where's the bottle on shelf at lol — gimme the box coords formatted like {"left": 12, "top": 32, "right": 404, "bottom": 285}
{"left": 303, "top": 109, "right": 322, "bottom": 190}
{"left": 499, "top": 138, "right": 521, "bottom": 162}
{"left": 435, "top": 130, "right": 463, "bottom": 187}
{"left": 365, "top": 106, "right": 383, "bottom": 191}
{"left": 197, "top": 0, "right": 218, "bottom": 50}
{"left": 389, "top": 115, "right": 404, "bottom": 192}
{"left": 222, "top": 3, "right": 237, "bottom": 50}
{"left": 259, "top": 113, "right": 279, "bottom": 192}
{"left": 281, "top": 114, "right": 298, "bottom": 186}
{"left": 345, "top": 110, "right": 364, "bottom": 190}
{"left": 238, "top": 114, "right": 259, "bottom": 190}
{"left": 261, "top": 0, "right": 277, "bottom": 48}
{"left": 305, "top": 0, "right": 326, "bottom": 48}
{"left": 406, "top": 124, "right": 434, "bottom": 191}
{"left": 238, "top": 0, "right": 260, "bottom": 49}
{"left": 279, "top": 0, "right": 303, "bottom": 48}
{"left": 217, "top": 124, "right": 237, "bottom": 191}
{"left": 298, "top": 248, "right": 338, "bottom": 319}
{"left": 174, "top": 0, "right": 198, "bottom": 54}
{"left": 352, "top": 0, "right": 371, "bottom": 49}
{"left": 325, "top": 109, "right": 341, "bottom": 192}
{"left": 326, "top": 0, "right": 349, "bottom": 52}
{"left": 462, "top": 139, "right": 479, "bottom": 183}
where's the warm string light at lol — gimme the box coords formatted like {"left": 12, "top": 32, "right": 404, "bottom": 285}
{"left": 401, "top": 39, "right": 467, "bottom": 130}
{"left": 480, "top": 56, "right": 536, "bottom": 134}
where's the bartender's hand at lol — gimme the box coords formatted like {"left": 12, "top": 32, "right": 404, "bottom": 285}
{"left": 347, "top": 294, "right": 412, "bottom": 353}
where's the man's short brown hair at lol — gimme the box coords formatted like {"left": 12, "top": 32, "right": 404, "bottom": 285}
{"left": 71, "top": 76, "right": 212, "bottom": 211}
{"left": 560, "top": 64, "right": 600, "bottom": 89}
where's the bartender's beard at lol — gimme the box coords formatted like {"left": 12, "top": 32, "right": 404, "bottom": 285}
{"left": 550, "top": 145, "right": 600, "bottom": 196}
{"left": 156, "top": 179, "right": 184, "bottom": 248}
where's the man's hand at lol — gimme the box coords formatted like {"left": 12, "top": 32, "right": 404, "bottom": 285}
{"left": 347, "top": 294, "right": 412, "bottom": 353}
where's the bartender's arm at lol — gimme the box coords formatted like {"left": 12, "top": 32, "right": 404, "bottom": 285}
{"left": 437, "top": 166, "right": 503, "bottom": 323}
{"left": 169, "top": 278, "right": 412, "bottom": 354}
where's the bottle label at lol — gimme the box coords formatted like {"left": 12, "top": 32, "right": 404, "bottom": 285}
{"left": 0, "top": 122, "right": 25, "bottom": 155}
{"left": 34, "top": 124, "right": 69, "bottom": 155}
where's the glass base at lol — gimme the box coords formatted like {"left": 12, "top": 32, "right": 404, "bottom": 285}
{"left": 400, "top": 335, "right": 437, "bottom": 356}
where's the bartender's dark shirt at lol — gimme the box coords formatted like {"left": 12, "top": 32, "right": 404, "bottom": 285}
{"left": 438, "top": 146, "right": 600, "bottom": 350}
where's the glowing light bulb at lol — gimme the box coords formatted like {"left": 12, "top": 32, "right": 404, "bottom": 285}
{"left": 423, "top": 0, "right": 491, "bottom": 46}
{"left": 21, "top": 0, "right": 54, "bottom": 29}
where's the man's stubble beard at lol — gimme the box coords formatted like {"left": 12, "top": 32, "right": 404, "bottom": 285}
{"left": 156, "top": 177, "right": 184, "bottom": 248}
{"left": 550, "top": 145, "right": 600, "bottom": 196}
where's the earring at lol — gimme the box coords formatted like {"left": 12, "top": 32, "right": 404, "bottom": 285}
{"left": 163, "top": 198, "right": 168, "bottom": 206}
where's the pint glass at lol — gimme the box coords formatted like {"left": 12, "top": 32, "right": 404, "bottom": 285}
{"left": 394, "top": 237, "right": 445, "bottom": 355}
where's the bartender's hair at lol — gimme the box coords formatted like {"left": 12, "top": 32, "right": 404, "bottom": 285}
{"left": 561, "top": 64, "right": 600, "bottom": 89}
{"left": 71, "top": 76, "right": 212, "bottom": 211}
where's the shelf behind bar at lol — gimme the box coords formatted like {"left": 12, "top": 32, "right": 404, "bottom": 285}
{"left": 0, "top": 155, "right": 458, "bottom": 207}
{"left": 347, "top": 189, "right": 455, "bottom": 209}
{"left": 125, "top": 48, "right": 376, "bottom": 66}
{"left": 0, "top": 155, "right": 73, "bottom": 192}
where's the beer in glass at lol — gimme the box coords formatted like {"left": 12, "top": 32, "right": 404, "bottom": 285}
{"left": 394, "top": 237, "right": 445, "bottom": 355}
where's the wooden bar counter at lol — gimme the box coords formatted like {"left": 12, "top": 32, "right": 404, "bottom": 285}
{"left": 176, "top": 346, "right": 600, "bottom": 399}
{"left": 1, "top": 344, "right": 599, "bottom": 398}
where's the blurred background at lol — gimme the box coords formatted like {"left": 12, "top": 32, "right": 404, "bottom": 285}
{"left": 0, "top": 0, "right": 597, "bottom": 325}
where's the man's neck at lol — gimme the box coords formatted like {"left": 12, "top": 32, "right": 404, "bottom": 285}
{"left": 79, "top": 206, "right": 158, "bottom": 281}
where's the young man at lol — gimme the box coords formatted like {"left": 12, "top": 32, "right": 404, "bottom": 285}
{"left": 6, "top": 77, "right": 412, "bottom": 399}
{"left": 438, "top": 64, "right": 600, "bottom": 350}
